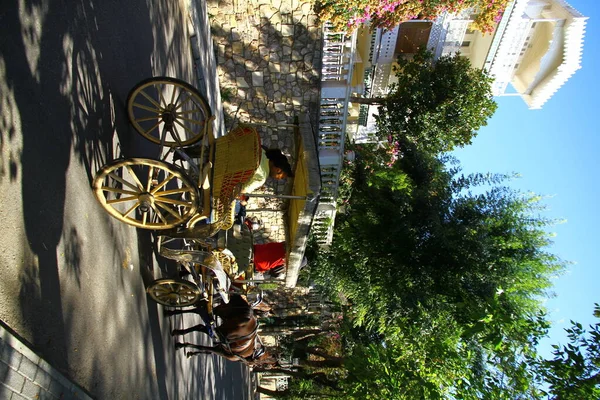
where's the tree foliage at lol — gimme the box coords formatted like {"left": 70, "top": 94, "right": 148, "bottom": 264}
{"left": 308, "top": 141, "right": 566, "bottom": 397}
{"left": 536, "top": 304, "right": 600, "bottom": 399}
{"left": 375, "top": 49, "right": 497, "bottom": 154}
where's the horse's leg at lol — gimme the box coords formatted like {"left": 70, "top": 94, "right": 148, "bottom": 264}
{"left": 175, "top": 343, "right": 239, "bottom": 362}
{"left": 171, "top": 323, "right": 210, "bottom": 336}
{"left": 186, "top": 350, "right": 210, "bottom": 358}
{"left": 175, "top": 342, "right": 216, "bottom": 352}
{"left": 164, "top": 308, "right": 201, "bottom": 317}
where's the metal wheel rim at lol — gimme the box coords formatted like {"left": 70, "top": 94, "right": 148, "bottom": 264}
{"left": 147, "top": 279, "right": 201, "bottom": 307}
{"left": 127, "top": 78, "right": 211, "bottom": 146}
{"left": 92, "top": 158, "right": 198, "bottom": 229}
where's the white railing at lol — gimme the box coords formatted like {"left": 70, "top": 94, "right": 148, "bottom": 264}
{"left": 312, "top": 23, "right": 357, "bottom": 247}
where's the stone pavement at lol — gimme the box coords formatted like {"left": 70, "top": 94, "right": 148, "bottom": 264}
{"left": 0, "top": 320, "right": 92, "bottom": 400}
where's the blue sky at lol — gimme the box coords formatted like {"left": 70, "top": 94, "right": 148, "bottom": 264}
{"left": 453, "top": 0, "right": 599, "bottom": 356}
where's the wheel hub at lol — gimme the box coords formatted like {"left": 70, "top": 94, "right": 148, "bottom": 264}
{"left": 138, "top": 193, "right": 154, "bottom": 213}
{"left": 161, "top": 104, "right": 177, "bottom": 128}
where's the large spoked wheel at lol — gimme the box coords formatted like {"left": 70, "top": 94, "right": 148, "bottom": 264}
{"left": 147, "top": 278, "right": 201, "bottom": 307}
{"left": 92, "top": 158, "right": 198, "bottom": 230}
{"left": 127, "top": 77, "right": 212, "bottom": 147}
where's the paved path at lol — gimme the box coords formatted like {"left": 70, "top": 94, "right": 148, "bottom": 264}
{"left": 1, "top": 321, "right": 92, "bottom": 400}
{"left": 0, "top": 0, "right": 251, "bottom": 398}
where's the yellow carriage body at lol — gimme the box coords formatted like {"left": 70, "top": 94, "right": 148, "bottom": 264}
{"left": 208, "top": 126, "right": 262, "bottom": 231}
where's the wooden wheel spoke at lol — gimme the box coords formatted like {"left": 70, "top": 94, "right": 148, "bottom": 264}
{"left": 157, "top": 85, "right": 168, "bottom": 108}
{"left": 155, "top": 201, "right": 182, "bottom": 219}
{"left": 139, "top": 89, "right": 162, "bottom": 110}
{"left": 101, "top": 186, "right": 139, "bottom": 196}
{"left": 150, "top": 172, "right": 174, "bottom": 194}
{"left": 107, "top": 172, "right": 140, "bottom": 192}
{"left": 134, "top": 116, "right": 161, "bottom": 123}
{"left": 124, "top": 165, "right": 145, "bottom": 191}
{"left": 146, "top": 166, "right": 154, "bottom": 192}
{"left": 170, "top": 125, "right": 185, "bottom": 146}
{"left": 155, "top": 196, "right": 194, "bottom": 207}
{"left": 170, "top": 84, "right": 178, "bottom": 105}
{"left": 154, "top": 187, "right": 194, "bottom": 197}
{"left": 144, "top": 121, "right": 162, "bottom": 137}
{"left": 173, "top": 119, "right": 198, "bottom": 136}
{"left": 122, "top": 201, "right": 141, "bottom": 218}
{"left": 106, "top": 195, "right": 138, "bottom": 205}
{"left": 176, "top": 109, "right": 204, "bottom": 116}
{"left": 150, "top": 203, "right": 169, "bottom": 224}
{"left": 159, "top": 124, "right": 171, "bottom": 144}
{"left": 132, "top": 102, "right": 161, "bottom": 113}
{"left": 177, "top": 115, "right": 207, "bottom": 126}
{"left": 153, "top": 285, "right": 169, "bottom": 294}
{"left": 174, "top": 93, "right": 193, "bottom": 111}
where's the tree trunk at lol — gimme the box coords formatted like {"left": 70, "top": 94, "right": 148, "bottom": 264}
{"left": 349, "top": 96, "right": 385, "bottom": 105}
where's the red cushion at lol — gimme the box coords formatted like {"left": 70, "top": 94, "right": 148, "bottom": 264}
{"left": 253, "top": 242, "right": 286, "bottom": 272}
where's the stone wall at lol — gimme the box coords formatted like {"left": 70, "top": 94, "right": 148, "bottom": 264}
{"left": 208, "top": 0, "right": 322, "bottom": 128}
{"left": 207, "top": 0, "right": 322, "bottom": 246}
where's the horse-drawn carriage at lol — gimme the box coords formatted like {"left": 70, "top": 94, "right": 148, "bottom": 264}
{"left": 92, "top": 77, "right": 268, "bottom": 362}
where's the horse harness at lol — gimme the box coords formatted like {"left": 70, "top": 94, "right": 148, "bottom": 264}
{"left": 215, "top": 314, "right": 264, "bottom": 362}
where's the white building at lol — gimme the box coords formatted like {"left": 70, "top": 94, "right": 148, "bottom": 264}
{"left": 367, "top": 0, "right": 587, "bottom": 109}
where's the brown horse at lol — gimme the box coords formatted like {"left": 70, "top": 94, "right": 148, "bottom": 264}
{"left": 166, "top": 294, "right": 271, "bottom": 365}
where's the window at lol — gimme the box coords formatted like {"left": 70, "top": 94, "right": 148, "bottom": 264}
{"left": 461, "top": 41, "right": 471, "bottom": 47}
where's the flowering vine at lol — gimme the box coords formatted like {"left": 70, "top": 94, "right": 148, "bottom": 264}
{"left": 316, "top": 0, "right": 512, "bottom": 33}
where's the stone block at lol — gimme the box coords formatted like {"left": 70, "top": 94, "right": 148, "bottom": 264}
{"left": 9, "top": 391, "right": 28, "bottom": 400}
{"left": 47, "top": 377, "right": 67, "bottom": 398}
{"left": 281, "top": 24, "right": 294, "bottom": 37}
{"left": 236, "top": 77, "right": 250, "bottom": 88}
{"left": 232, "top": 41, "right": 243, "bottom": 55}
{"left": 275, "top": 103, "right": 286, "bottom": 111}
{"left": 252, "top": 71, "right": 264, "bottom": 86}
{"left": 0, "top": 340, "right": 21, "bottom": 369}
{"left": 33, "top": 368, "right": 53, "bottom": 390}
{"left": 21, "top": 380, "right": 42, "bottom": 399}
{"left": 301, "top": 2, "right": 313, "bottom": 14}
{"left": 259, "top": 45, "right": 269, "bottom": 57}
{"left": 4, "top": 367, "right": 25, "bottom": 392}
{"left": 233, "top": 55, "right": 245, "bottom": 65}
{"left": 268, "top": 63, "right": 280, "bottom": 73}
{"left": 17, "top": 356, "right": 37, "bottom": 379}
{"left": 245, "top": 60, "right": 258, "bottom": 71}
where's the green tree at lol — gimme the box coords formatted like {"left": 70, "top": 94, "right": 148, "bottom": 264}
{"left": 373, "top": 50, "right": 497, "bottom": 154}
{"left": 537, "top": 304, "right": 600, "bottom": 399}
{"left": 311, "top": 145, "right": 565, "bottom": 397}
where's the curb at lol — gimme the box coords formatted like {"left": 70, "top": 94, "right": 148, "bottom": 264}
{"left": 0, "top": 320, "right": 94, "bottom": 400}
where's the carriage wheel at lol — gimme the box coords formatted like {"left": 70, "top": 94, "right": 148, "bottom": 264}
{"left": 93, "top": 158, "right": 198, "bottom": 229}
{"left": 127, "top": 77, "right": 212, "bottom": 147}
{"left": 147, "top": 278, "right": 201, "bottom": 307}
